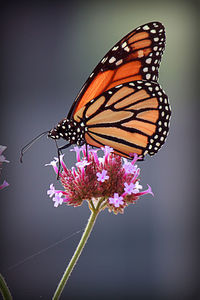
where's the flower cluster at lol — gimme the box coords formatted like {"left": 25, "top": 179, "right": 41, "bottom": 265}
{"left": 0, "top": 145, "right": 9, "bottom": 190}
{"left": 46, "top": 145, "right": 153, "bottom": 214}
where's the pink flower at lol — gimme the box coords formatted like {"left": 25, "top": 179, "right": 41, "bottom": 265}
{"left": 133, "top": 181, "right": 143, "bottom": 193}
{"left": 109, "top": 193, "right": 124, "bottom": 208}
{"left": 124, "top": 182, "right": 135, "bottom": 195}
{"left": 47, "top": 184, "right": 56, "bottom": 198}
{"left": 123, "top": 158, "right": 137, "bottom": 174}
{"left": 53, "top": 193, "right": 64, "bottom": 207}
{"left": 46, "top": 145, "right": 153, "bottom": 214}
{"left": 0, "top": 180, "right": 9, "bottom": 190}
{"left": 124, "top": 181, "right": 143, "bottom": 195}
{"left": 76, "top": 160, "right": 91, "bottom": 169}
{"left": 96, "top": 169, "right": 109, "bottom": 182}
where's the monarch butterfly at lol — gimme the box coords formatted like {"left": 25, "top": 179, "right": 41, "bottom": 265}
{"left": 21, "top": 21, "right": 171, "bottom": 161}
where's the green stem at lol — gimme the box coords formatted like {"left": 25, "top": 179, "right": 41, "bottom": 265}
{"left": 53, "top": 208, "right": 99, "bottom": 300}
{"left": 0, "top": 274, "right": 13, "bottom": 300}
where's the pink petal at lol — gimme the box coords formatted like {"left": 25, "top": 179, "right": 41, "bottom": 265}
{"left": 135, "top": 184, "right": 154, "bottom": 196}
{"left": 0, "top": 180, "right": 9, "bottom": 190}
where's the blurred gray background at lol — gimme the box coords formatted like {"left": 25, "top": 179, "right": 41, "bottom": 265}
{"left": 1, "top": 1, "right": 199, "bottom": 299}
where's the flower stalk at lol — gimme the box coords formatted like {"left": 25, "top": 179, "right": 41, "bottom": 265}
{"left": 0, "top": 274, "right": 13, "bottom": 300}
{"left": 53, "top": 202, "right": 100, "bottom": 300}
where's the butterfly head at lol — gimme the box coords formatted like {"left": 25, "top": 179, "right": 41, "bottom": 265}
{"left": 48, "top": 118, "right": 86, "bottom": 146}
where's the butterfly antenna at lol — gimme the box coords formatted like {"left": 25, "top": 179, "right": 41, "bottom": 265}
{"left": 20, "top": 131, "right": 49, "bottom": 163}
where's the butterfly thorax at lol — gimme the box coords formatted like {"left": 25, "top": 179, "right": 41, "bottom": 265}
{"left": 48, "top": 118, "right": 86, "bottom": 146}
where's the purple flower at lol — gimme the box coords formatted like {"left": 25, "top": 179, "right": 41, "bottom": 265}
{"left": 123, "top": 158, "right": 137, "bottom": 174}
{"left": 45, "top": 158, "right": 61, "bottom": 176}
{"left": 0, "top": 180, "right": 9, "bottom": 190}
{"left": 109, "top": 193, "right": 124, "bottom": 208}
{"left": 133, "top": 181, "right": 143, "bottom": 193}
{"left": 124, "top": 181, "right": 143, "bottom": 195}
{"left": 101, "top": 145, "right": 113, "bottom": 156}
{"left": 47, "top": 184, "right": 56, "bottom": 198}
{"left": 46, "top": 145, "right": 153, "bottom": 214}
{"left": 124, "top": 182, "right": 135, "bottom": 195}
{"left": 53, "top": 193, "right": 64, "bottom": 207}
{"left": 76, "top": 160, "right": 91, "bottom": 169}
{"left": 96, "top": 169, "right": 109, "bottom": 182}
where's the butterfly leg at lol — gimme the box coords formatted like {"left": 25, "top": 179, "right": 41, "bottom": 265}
{"left": 56, "top": 143, "right": 71, "bottom": 179}
{"left": 86, "top": 143, "right": 89, "bottom": 160}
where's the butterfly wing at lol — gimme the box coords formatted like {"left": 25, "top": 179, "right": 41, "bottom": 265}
{"left": 73, "top": 80, "right": 171, "bottom": 158}
{"left": 68, "top": 21, "right": 166, "bottom": 120}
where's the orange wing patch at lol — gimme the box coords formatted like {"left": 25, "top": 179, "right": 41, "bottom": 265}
{"left": 115, "top": 90, "right": 150, "bottom": 109}
{"left": 127, "top": 31, "right": 149, "bottom": 44}
{"left": 111, "top": 61, "right": 141, "bottom": 82}
{"left": 123, "top": 120, "right": 156, "bottom": 136}
{"left": 87, "top": 132, "right": 144, "bottom": 156}
{"left": 125, "top": 98, "right": 158, "bottom": 110}
{"left": 137, "top": 110, "right": 159, "bottom": 122}
{"left": 131, "top": 39, "right": 151, "bottom": 50}
{"left": 89, "top": 127, "right": 148, "bottom": 148}
{"left": 87, "top": 110, "right": 133, "bottom": 125}
{"left": 73, "top": 106, "right": 85, "bottom": 122}
{"left": 74, "top": 70, "right": 114, "bottom": 114}
{"left": 85, "top": 133, "right": 103, "bottom": 149}
{"left": 106, "top": 86, "right": 134, "bottom": 107}
{"left": 107, "top": 75, "right": 142, "bottom": 89}
{"left": 86, "top": 96, "right": 105, "bottom": 118}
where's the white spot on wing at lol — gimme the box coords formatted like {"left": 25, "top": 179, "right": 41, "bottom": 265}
{"left": 112, "top": 46, "right": 119, "bottom": 51}
{"left": 146, "top": 58, "right": 152, "bottom": 64}
{"left": 109, "top": 56, "right": 116, "bottom": 63}
{"left": 101, "top": 57, "right": 108, "bottom": 63}
{"left": 124, "top": 46, "right": 130, "bottom": 52}
{"left": 122, "top": 41, "right": 127, "bottom": 48}
{"left": 143, "top": 25, "right": 150, "bottom": 30}
{"left": 115, "top": 59, "right": 123, "bottom": 66}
